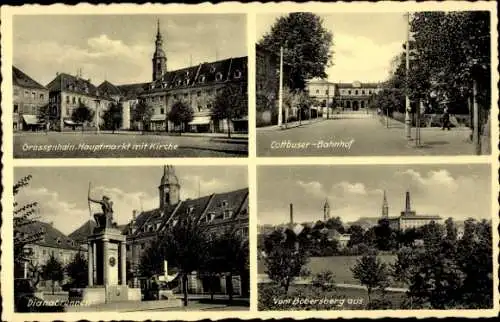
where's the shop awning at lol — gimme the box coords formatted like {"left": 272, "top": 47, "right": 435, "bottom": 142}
{"left": 189, "top": 116, "right": 211, "bottom": 125}
{"left": 22, "top": 114, "right": 39, "bottom": 125}
{"left": 150, "top": 115, "right": 166, "bottom": 121}
{"left": 232, "top": 116, "right": 248, "bottom": 122}
{"left": 64, "top": 120, "right": 79, "bottom": 125}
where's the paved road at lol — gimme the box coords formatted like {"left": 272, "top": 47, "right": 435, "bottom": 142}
{"left": 257, "top": 112, "right": 475, "bottom": 157}
{"left": 14, "top": 132, "right": 247, "bottom": 158}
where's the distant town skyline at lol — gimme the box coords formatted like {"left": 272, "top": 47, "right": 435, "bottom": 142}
{"left": 256, "top": 12, "right": 407, "bottom": 83}
{"left": 257, "top": 165, "right": 491, "bottom": 226}
{"left": 14, "top": 166, "right": 248, "bottom": 235}
{"left": 13, "top": 14, "right": 247, "bottom": 86}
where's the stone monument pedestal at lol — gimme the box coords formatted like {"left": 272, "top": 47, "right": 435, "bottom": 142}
{"left": 75, "top": 227, "right": 140, "bottom": 304}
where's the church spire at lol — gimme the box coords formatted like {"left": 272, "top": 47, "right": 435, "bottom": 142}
{"left": 382, "top": 190, "right": 389, "bottom": 218}
{"left": 152, "top": 18, "right": 167, "bottom": 82}
{"left": 323, "top": 199, "right": 330, "bottom": 221}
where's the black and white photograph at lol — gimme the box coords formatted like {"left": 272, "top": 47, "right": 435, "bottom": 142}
{"left": 13, "top": 14, "right": 248, "bottom": 158}
{"left": 257, "top": 164, "right": 493, "bottom": 310}
{"left": 256, "top": 11, "right": 492, "bottom": 156}
{"left": 13, "top": 165, "right": 249, "bottom": 312}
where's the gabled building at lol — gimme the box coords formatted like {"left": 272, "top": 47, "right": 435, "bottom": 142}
{"left": 334, "top": 81, "right": 383, "bottom": 110}
{"left": 16, "top": 221, "right": 84, "bottom": 291}
{"left": 68, "top": 165, "right": 249, "bottom": 296}
{"left": 45, "top": 72, "right": 115, "bottom": 131}
{"left": 13, "top": 66, "right": 49, "bottom": 131}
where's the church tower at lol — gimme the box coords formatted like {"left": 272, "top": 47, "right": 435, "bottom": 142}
{"left": 152, "top": 19, "right": 167, "bottom": 82}
{"left": 323, "top": 199, "right": 330, "bottom": 221}
{"left": 159, "top": 165, "right": 180, "bottom": 208}
{"left": 382, "top": 190, "right": 389, "bottom": 218}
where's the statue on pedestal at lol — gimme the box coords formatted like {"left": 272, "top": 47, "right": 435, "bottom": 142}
{"left": 88, "top": 194, "right": 115, "bottom": 229}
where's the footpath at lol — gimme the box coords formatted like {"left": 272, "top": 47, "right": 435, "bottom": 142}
{"left": 257, "top": 117, "right": 325, "bottom": 132}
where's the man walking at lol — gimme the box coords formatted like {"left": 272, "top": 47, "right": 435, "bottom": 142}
{"left": 442, "top": 105, "right": 451, "bottom": 130}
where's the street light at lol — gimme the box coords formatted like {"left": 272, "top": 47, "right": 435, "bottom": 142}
{"left": 404, "top": 12, "right": 412, "bottom": 141}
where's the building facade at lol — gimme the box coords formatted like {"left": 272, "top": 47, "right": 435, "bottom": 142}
{"left": 385, "top": 191, "right": 442, "bottom": 230}
{"left": 45, "top": 72, "right": 115, "bottom": 131}
{"left": 42, "top": 20, "right": 248, "bottom": 134}
{"left": 123, "top": 165, "right": 249, "bottom": 295}
{"left": 334, "top": 81, "right": 382, "bottom": 110}
{"left": 16, "top": 221, "right": 84, "bottom": 292}
{"left": 255, "top": 44, "right": 296, "bottom": 126}
{"left": 13, "top": 66, "right": 49, "bottom": 131}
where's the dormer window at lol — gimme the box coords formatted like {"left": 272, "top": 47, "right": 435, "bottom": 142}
{"left": 223, "top": 210, "right": 233, "bottom": 219}
{"left": 177, "top": 79, "right": 182, "bottom": 86}
{"left": 185, "top": 78, "right": 190, "bottom": 86}
{"left": 210, "top": 213, "right": 216, "bottom": 221}
{"left": 210, "top": 66, "right": 216, "bottom": 73}
{"left": 56, "top": 238, "right": 61, "bottom": 244}
{"left": 234, "top": 69, "right": 242, "bottom": 79}
{"left": 187, "top": 206, "right": 194, "bottom": 214}
{"left": 221, "top": 200, "right": 228, "bottom": 207}
{"left": 199, "top": 75, "right": 206, "bottom": 83}
{"left": 215, "top": 72, "right": 223, "bottom": 81}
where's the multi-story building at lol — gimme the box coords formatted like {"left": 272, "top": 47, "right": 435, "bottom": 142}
{"left": 385, "top": 191, "right": 442, "bottom": 230}
{"left": 16, "top": 221, "right": 84, "bottom": 291}
{"left": 45, "top": 73, "right": 115, "bottom": 131}
{"left": 123, "top": 165, "right": 249, "bottom": 295}
{"left": 43, "top": 21, "right": 247, "bottom": 134}
{"left": 13, "top": 66, "right": 49, "bottom": 131}
{"left": 255, "top": 44, "right": 295, "bottom": 126}
{"left": 113, "top": 21, "right": 248, "bottom": 133}
{"left": 68, "top": 165, "right": 249, "bottom": 296}
{"left": 334, "top": 81, "right": 382, "bottom": 110}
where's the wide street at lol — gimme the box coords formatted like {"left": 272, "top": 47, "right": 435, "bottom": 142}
{"left": 14, "top": 131, "right": 247, "bottom": 158}
{"left": 257, "top": 111, "right": 476, "bottom": 157}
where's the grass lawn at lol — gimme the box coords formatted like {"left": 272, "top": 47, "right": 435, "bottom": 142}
{"left": 258, "top": 255, "right": 398, "bottom": 285}
{"left": 258, "top": 283, "right": 405, "bottom": 311}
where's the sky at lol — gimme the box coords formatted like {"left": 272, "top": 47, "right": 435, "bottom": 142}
{"left": 257, "top": 164, "right": 492, "bottom": 226}
{"left": 13, "top": 14, "right": 247, "bottom": 86}
{"left": 256, "top": 13, "right": 407, "bottom": 83}
{"left": 14, "top": 166, "right": 248, "bottom": 235}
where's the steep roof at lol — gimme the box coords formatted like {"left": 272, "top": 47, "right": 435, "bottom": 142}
{"left": 147, "top": 56, "right": 247, "bottom": 93}
{"left": 116, "top": 82, "right": 150, "bottom": 100}
{"left": 68, "top": 220, "right": 96, "bottom": 244}
{"left": 13, "top": 66, "right": 47, "bottom": 90}
{"left": 336, "top": 82, "right": 381, "bottom": 89}
{"left": 18, "top": 221, "right": 81, "bottom": 251}
{"left": 46, "top": 73, "right": 99, "bottom": 97}
{"left": 97, "top": 80, "right": 122, "bottom": 97}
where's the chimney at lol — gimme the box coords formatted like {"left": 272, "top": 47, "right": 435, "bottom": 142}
{"left": 132, "top": 210, "right": 137, "bottom": 221}
{"left": 289, "top": 203, "right": 294, "bottom": 226}
{"left": 405, "top": 191, "right": 411, "bottom": 212}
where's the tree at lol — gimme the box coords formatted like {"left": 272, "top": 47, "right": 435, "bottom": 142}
{"left": 206, "top": 230, "right": 249, "bottom": 302}
{"left": 132, "top": 100, "right": 154, "bottom": 133}
{"left": 101, "top": 102, "right": 123, "bottom": 133}
{"left": 258, "top": 12, "right": 334, "bottom": 90}
{"left": 325, "top": 216, "right": 344, "bottom": 233}
{"left": 138, "top": 238, "right": 164, "bottom": 278}
{"left": 264, "top": 242, "right": 309, "bottom": 294}
{"left": 444, "top": 217, "right": 458, "bottom": 242}
{"left": 71, "top": 102, "right": 95, "bottom": 132}
{"left": 157, "top": 217, "right": 210, "bottom": 306}
{"left": 65, "top": 252, "right": 88, "bottom": 288}
{"left": 374, "top": 218, "right": 396, "bottom": 251}
{"left": 347, "top": 225, "right": 365, "bottom": 247}
{"left": 212, "top": 84, "right": 247, "bottom": 138}
{"left": 14, "top": 175, "right": 44, "bottom": 270}
{"left": 351, "top": 253, "right": 389, "bottom": 306}
{"left": 168, "top": 100, "right": 193, "bottom": 135}
{"left": 41, "top": 254, "right": 64, "bottom": 295}
{"left": 27, "top": 262, "right": 43, "bottom": 290}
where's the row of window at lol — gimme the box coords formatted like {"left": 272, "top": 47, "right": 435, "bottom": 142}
{"left": 14, "top": 88, "right": 46, "bottom": 101}
{"left": 13, "top": 104, "right": 38, "bottom": 115}
{"left": 314, "top": 89, "right": 375, "bottom": 96}
{"left": 143, "top": 88, "right": 224, "bottom": 104}
{"left": 152, "top": 70, "right": 242, "bottom": 90}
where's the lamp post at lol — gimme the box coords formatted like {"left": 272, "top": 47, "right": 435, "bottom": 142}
{"left": 404, "top": 12, "right": 412, "bottom": 140}
{"left": 278, "top": 46, "right": 284, "bottom": 128}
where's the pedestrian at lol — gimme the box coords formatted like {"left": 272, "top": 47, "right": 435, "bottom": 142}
{"left": 441, "top": 106, "right": 451, "bottom": 130}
